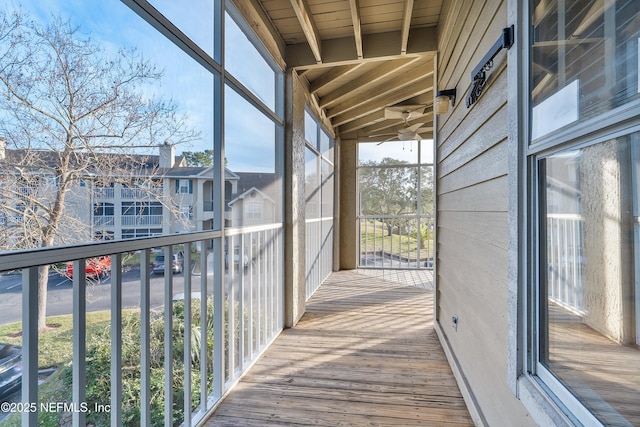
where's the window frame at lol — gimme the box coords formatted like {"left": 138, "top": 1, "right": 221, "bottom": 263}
{"left": 517, "top": 1, "right": 640, "bottom": 425}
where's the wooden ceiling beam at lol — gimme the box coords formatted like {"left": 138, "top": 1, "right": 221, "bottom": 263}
{"left": 309, "top": 64, "right": 362, "bottom": 94}
{"left": 319, "top": 57, "right": 417, "bottom": 108}
{"left": 287, "top": 27, "right": 437, "bottom": 69}
{"left": 349, "top": 0, "right": 363, "bottom": 60}
{"left": 331, "top": 79, "right": 434, "bottom": 127}
{"left": 289, "top": 0, "right": 323, "bottom": 63}
{"left": 400, "top": 0, "right": 415, "bottom": 55}
{"left": 360, "top": 111, "right": 433, "bottom": 136}
{"left": 337, "top": 110, "right": 388, "bottom": 134}
{"left": 327, "top": 65, "right": 433, "bottom": 119}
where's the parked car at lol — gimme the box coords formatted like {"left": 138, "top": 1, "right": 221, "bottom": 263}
{"left": 66, "top": 256, "right": 112, "bottom": 280}
{"left": 152, "top": 251, "right": 184, "bottom": 274}
{"left": 0, "top": 343, "right": 22, "bottom": 400}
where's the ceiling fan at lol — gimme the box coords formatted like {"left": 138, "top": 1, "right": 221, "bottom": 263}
{"left": 383, "top": 104, "right": 427, "bottom": 121}
{"left": 372, "top": 104, "right": 430, "bottom": 144}
{"left": 372, "top": 123, "right": 430, "bottom": 144}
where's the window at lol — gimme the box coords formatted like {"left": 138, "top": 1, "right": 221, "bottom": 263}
{"left": 304, "top": 110, "right": 317, "bottom": 147}
{"left": 357, "top": 140, "right": 434, "bottom": 269}
{"left": 224, "top": 10, "right": 276, "bottom": 111}
{"left": 305, "top": 146, "right": 319, "bottom": 218}
{"left": 0, "top": 0, "right": 215, "bottom": 247}
{"left": 94, "top": 203, "right": 114, "bottom": 217}
{"left": 224, "top": 84, "right": 282, "bottom": 226}
{"left": 122, "top": 201, "right": 163, "bottom": 226}
{"left": 246, "top": 201, "right": 262, "bottom": 220}
{"left": 529, "top": 1, "right": 640, "bottom": 425}
{"left": 537, "top": 136, "right": 640, "bottom": 425}
{"left": 147, "top": 0, "right": 217, "bottom": 59}
{"left": 122, "top": 228, "right": 162, "bottom": 239}
{"left": 176, "top": 179, "right": 193, "bottom": 194}
{"left": 531, "top": 0, "right": 640, "bottom": 141}
{"left": 94, "top": 231, "right": 114, "bottom": 240}
{"left": 179, "top": 204, "right": 193, "bottom": 220}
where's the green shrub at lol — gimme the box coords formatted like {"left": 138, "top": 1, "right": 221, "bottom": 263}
{"left": 2, "top": 295, "right": 242, "bottom": 426}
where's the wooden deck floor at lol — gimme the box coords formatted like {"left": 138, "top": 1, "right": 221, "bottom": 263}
{"left": 203, "top": 271, "right": 473, "bottom": 426}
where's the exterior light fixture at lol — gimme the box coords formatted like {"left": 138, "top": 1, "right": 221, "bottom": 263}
{"left": 435, "top": 88, "right": 457, "bottom": 115}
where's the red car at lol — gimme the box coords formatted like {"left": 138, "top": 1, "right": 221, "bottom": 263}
{"left": 66, "top": 256, "right": 112, "bottom": 280}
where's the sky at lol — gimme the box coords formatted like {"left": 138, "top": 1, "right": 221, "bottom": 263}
{"left": 3, "top": 1, "right": 431, "bottom": 173}
{"left": 3, "top": 0, "right": 277, "bottom": 173}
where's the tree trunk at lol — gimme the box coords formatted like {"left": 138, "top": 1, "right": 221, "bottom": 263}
{"left": 37, "top": 264, "right": 49, "bottom": 330}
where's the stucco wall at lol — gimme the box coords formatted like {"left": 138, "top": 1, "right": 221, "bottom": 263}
{"left": 339, "top": 139, "right": 358, "bottom": 270}
{"left": 284, "top": 70, "right": 307, "bottom": 327}
{"left": 436, "top": 0, "right": 534, "bottom": 425}
{"left": 579, "top": 140, "right": 627, "bottom": 343}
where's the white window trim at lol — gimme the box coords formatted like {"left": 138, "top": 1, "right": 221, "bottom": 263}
{"left": 513, "top": 1, "right": 640, "bottom": 426}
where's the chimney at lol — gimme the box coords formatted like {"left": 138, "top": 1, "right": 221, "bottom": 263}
{"left": 159, "top": 141, "right": 175, "bottom": 168}
{"left": 0, "top": 137, "right": 6, "bottom": 161}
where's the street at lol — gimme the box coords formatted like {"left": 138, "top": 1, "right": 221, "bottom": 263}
{"left": 0, "top": 265, "right": 211, "bottom": 326}
{"left": 0, "top": 255, "right": 262, "bottom": 326}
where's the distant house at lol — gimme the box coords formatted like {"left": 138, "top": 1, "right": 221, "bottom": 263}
{"left": 0, "top": 139, "right": 281, "bottom": 248}
{"left": 227, "top": 172, "right": 277, "bottom": 227}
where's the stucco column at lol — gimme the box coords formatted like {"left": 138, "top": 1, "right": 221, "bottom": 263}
{"left": 284, "top": 70, "right": 306, "bottom": 327}
{"left": 339, "top": 139, "right": 358, "bottom": 269}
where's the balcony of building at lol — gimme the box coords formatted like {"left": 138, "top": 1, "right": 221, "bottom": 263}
{"left": 202, "top": 270, "right": 472, "bottom": 426}
{"left": 3, "top": 0, "right": 640, "bottom": 426}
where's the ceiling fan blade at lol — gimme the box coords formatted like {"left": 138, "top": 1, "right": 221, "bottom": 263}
{"left": 376, "top": 136, "right": 399, "bottom": 145}
{"left": 383, "top": 104, "right": 426, "bottom": 120}
{"left": 416, "top": 126, "right": 433, "bottom": 133}
{"left": 396, "top": 129, "right": 425, "bottom": 141}
{"left": 406, "top": 122, "right": 425, "bottom": 132}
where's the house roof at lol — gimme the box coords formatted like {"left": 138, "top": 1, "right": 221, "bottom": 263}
{"left": 0, "top": 147, "right": 240, "bottom": 180}
{"left": 228, "top": 186, "right": 275, "bottom": 207}
{"left": 235, "top": 172, "right": 276, "bottom": 194}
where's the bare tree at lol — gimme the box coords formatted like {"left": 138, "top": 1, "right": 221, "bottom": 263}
{"left": 0, "top": 12, "right": 198, "bottom": 329}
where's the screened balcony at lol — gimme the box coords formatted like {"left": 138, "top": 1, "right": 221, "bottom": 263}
{"left": 0, "top": 0, "right": 454, "bottom": 424}
{"left": 204, "top": 271, "right": 471, "bottom": 426}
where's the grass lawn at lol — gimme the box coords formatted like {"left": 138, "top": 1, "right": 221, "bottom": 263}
{"left": 0, "top": 311, "right": 117, "bottom": 427}
{"left": 0, "top": 310, "right": 129, "bottom": 369}
{"left": 360, "top": 221, "right": 434, "bottom": 260}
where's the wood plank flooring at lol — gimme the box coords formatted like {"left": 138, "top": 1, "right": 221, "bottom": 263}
{"left": 548, "top": 302, "right": 640, "bottom": 426}
{"left": 203, "top": 271, "right": 473, "bottom": 426}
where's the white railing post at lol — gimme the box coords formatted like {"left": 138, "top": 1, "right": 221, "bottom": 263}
{"left": 0, "top": 224, "right": 284, "bottom": 427}
{"left": 183, "top": 243, "right": 192, "bottom": 424}
{"left": 22, "top": 267, "right": 38, "bottom": 427}
{"left": 163, "top": 246, "right": 173, "bottom": 427}
{"left": 238, "top": 235, "right": 245, "bottom": 372}
{"left": 72, "top": 259, "right": 87, "bottom": 427}
{"left": 199, "top": 244, "right": 209, "bottom": 412}
{"left": 140, "top": 249, "right": 151, "bottom": 427}
{"left": 213, "top": 236, "right": 224, "bottom": 398}
{"left": 227, "top": 235, "right": 235, "bottom": 383}
{"left": 110, "top": 253, "right": 123, "bottom": 426}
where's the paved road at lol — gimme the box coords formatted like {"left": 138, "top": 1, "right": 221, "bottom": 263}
{"left": 0, "top": 259, "right": 258, "bottom": 326}
{"left": 0, "top": 266, "right": 212, "bottom": 326}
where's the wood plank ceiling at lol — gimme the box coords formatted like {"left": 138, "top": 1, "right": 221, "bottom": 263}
{"left": 256, "top": 0, "right": 442, "bottom": 142}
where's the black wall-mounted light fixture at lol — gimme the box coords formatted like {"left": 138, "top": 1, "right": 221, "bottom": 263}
{"left": 466, "top": 25, "right": 515, "bottom": 108}
{"left": 435, "top": 88, "right": 457, "bottom": 115}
